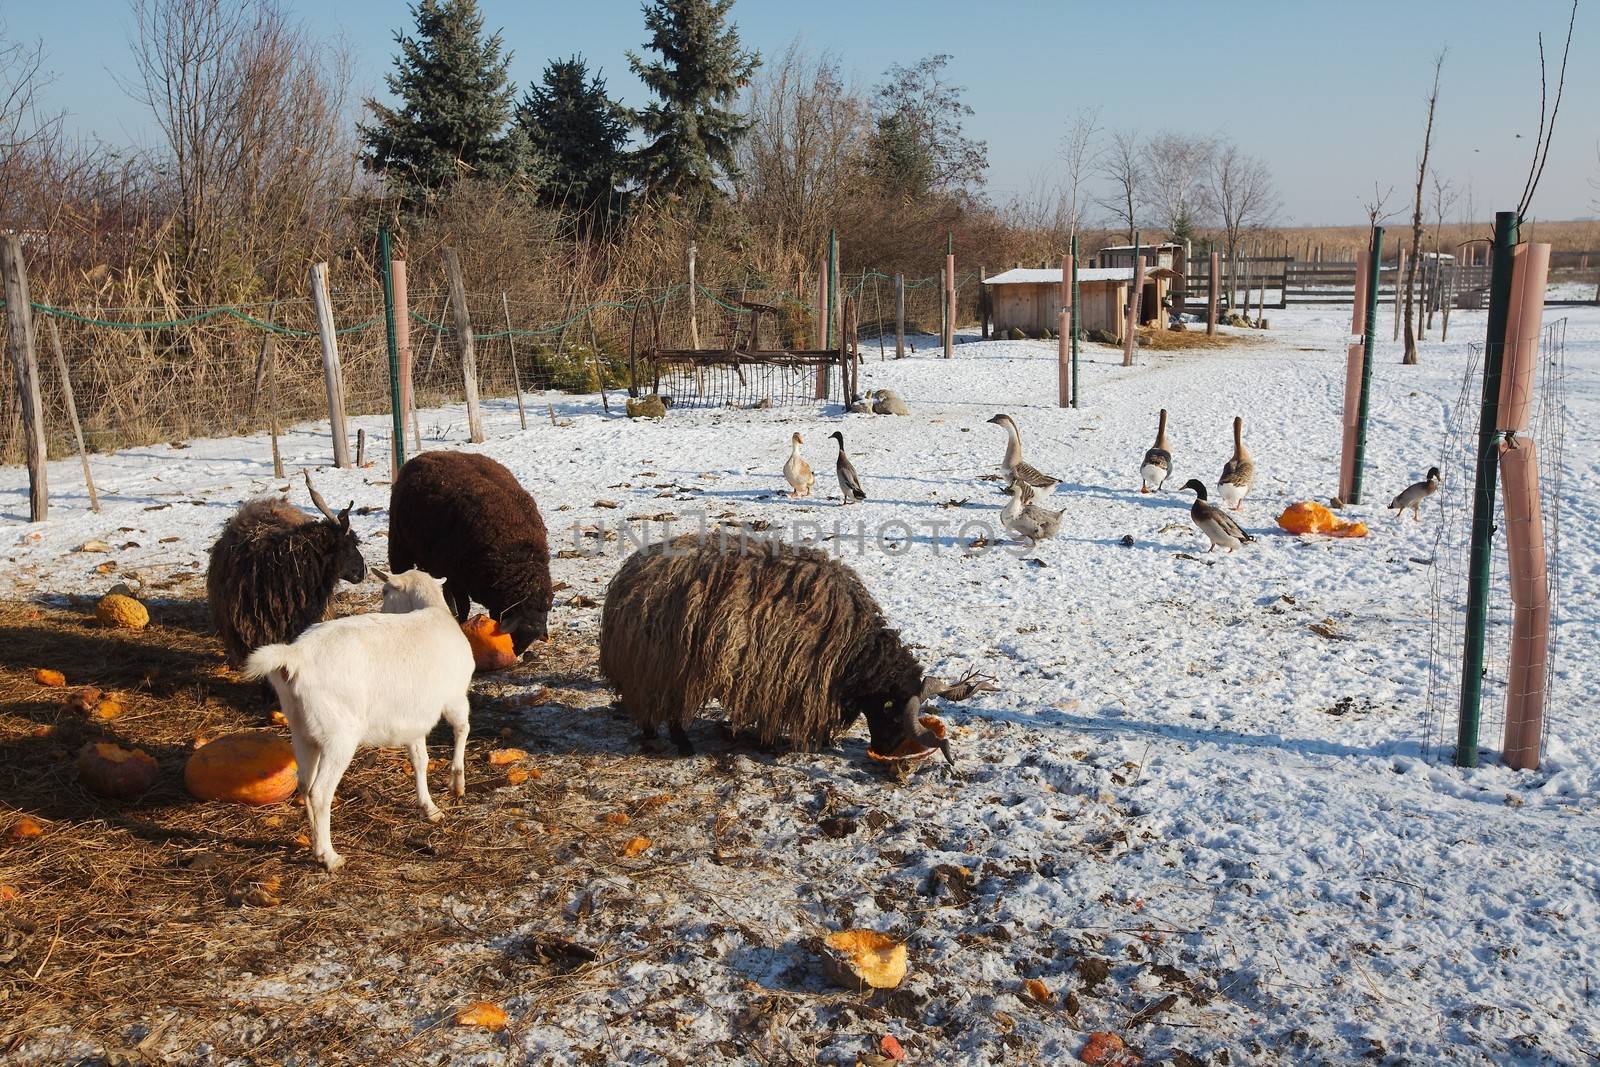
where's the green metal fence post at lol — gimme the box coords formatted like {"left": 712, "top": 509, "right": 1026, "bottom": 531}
{"left": 1070, "top": 234, "right": 1080, "bottom": 407}
{"left": 1456, "top": 210, "right": 1520, "bottom": 768}
{"left": 379, "top": 226, "right": 405, "bottom": 470}
{"left": 1349, "top": 226, "right": 1384, "bottom": 505}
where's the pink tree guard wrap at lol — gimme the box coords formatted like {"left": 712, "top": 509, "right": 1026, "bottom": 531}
{"left": 815, "top": 262, "right": 828, "bottom": 399}
{"left": 1499, "top": 439, "right": 1548, "bottom": 770}
{"left": 1496, "top": 242, "right": 1552, "bottom": 433}
{"left": 1123, "top": 257, "right": 1146, "bottom": 365}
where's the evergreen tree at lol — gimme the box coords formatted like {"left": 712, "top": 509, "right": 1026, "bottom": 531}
{"left": 359, "top": 0, "right": 527, "bottom": 203}
{"left": 627, "top": 0, "right": 758, "bottom": 204}
{"left": 516, "top": 57, "right": 629, "bottom": 219}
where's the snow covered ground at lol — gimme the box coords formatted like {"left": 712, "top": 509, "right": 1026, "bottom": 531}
{"left": 3, "top": 303, "right": 1598, "bottom": 1064}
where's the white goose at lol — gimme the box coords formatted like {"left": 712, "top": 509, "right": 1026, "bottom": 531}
{"left": 1217, "top": 416, "right": 1255, "bottom": 511}
{"left": 1140, "top": 409, "right": 1173, "bottom": 493}
{"left": 987, "top": 413, "right": 1061, "bottom": 491}
{"left": 783, "top": 432, "right": 814, "bottom": 498}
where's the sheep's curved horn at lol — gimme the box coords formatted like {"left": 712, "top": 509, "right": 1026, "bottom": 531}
{"left": 900, "top": 701, "right": 955, "bottom": 768}
{"left": 371, "top": 567, "right": 392, "bottom": 583}
{"left": 304, "top": 471, "right": 340, "bottom": 522}
{"left": 924, "top": 669, "right": 999, "bottom": 703}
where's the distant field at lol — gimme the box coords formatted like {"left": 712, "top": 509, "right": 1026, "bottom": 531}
{"left": 1272, "top": 219, "right": 1600, "bottom": 261}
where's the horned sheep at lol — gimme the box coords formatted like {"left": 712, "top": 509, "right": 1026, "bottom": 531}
{"left": 598, "top": 533, "right": 993, "bottom": 764}
{"left": 243, "top": 568, "right": 474, "bottom": 872}
{"left": 388, "top": 451, "right": 554, "bottom": 653}
{"left": 206, "top": 472, "right": 366, "bottom": 669}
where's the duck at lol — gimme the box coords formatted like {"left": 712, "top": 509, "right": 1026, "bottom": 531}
{"left": 1140, "top": 409, "right": 1173, "bottom": 492}
{"left": 829, "top": 430, "right": 866, "bottom": 504}
{"left": 987, "top": 413, "right": 1061, "bottom": 491}
{"left": 783, "top": 432, "right": 814, "bottom": 498}
{"left": 1180, "top": 479, "right": 1255, "bottom": 553}
{"left": 1217, "top": 416, "right": 1255, "bottom": 510}
{"left": 1002, "top": 481, "right": 1065, "bottom": 547}
{"left": 1388, "top": 466, "right": 1441, "bottom": 521}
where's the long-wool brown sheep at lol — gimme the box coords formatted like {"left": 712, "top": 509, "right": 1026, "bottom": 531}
{"left": 206, "top": 477, "right": 366, "bottom": 667}
{"left": 599, "top": 533, "right": 989, "bottom": 763}
{"left": 388, "top": 451, "right": 553, "bottom": 653}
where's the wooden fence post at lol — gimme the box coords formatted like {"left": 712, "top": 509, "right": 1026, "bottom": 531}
{"left": 309, "top": 261, "right": 353, "bottom": 469}
{"left": 392, "top": 260, "right": 419, "bottom": 460}
{"left": 943, "top": 251, "right": 955, "bottom": 358}
{"left": 1207, "top": 251, "right": 1219, "bottom": 336}
{"left": 1123, "top": 256, "right": 1146, "bottom": 367}
{"left": 1392, "top": 244, "right": 1406, "bottom": 341}
{"left": 3, "top": 235, "right": 48, "bottom": 520}
{"left": 688, "top": 242, "right": 700, "bottom": 349}
{"left": 894, "top": 274, "right": 906, "bottom": 358}
{"left": 3, "top": 238, "right": 47, "bottom": 521}
{"left": 443, "top": 247, "right": 485, "bottom": 444}
{"left": 502, "top": 292, "right": 527, "bottom": 430}
{"left": 44, "top": 317, "right": 98, "bottom": 511}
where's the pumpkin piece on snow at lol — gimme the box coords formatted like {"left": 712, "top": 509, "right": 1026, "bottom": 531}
{"left": 1277, "top": 501, "right": 1368, "bottom": 538}
{"left": 78, "top": 741, "right": 160, "bottom": 798}
{"left": 185, "top": 731, "right": 298, "bottom": 805}
{"left": 462, "top": 614, "right": 518, "bottom": 672}
{"left": 819, "top": 929, "right": 908, "bottom": 990}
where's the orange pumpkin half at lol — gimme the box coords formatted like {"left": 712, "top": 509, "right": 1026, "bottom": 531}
{"left": 185, "top": 730, "right": 298, "bottom": 805}
{"left": 462, "top": 614, "right": 518, "bottom": 672}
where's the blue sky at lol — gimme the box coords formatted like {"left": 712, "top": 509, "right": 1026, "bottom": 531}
{"left": 8, "top": 0, "right": 1598, "bottom": 225}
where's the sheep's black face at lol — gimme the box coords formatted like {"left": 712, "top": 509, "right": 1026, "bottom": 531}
{"left": 863, "top": 699, "right": 916, "bottom": 756}
{"left": 335, "top": 530, "right": 366, "bottom": 584}
{"left": 503, "top": 608, "right": 549, "bottom": 654}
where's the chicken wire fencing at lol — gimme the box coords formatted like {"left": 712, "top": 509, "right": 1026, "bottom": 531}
{"left": 1424, "top": 318, "right": 1567, "bottom": 766}
{"left": 0, "top": 266, "right": 985, "bottom": 466}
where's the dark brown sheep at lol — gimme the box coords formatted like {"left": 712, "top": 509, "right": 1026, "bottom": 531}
{"left": 598, "top": 533, "right": 993, "bottom": 764}
{"left": 206, "top": 473, "right": 366, "bottom": 668}
{"left": 387, "top": 451, "right": 553, "bottom": 653}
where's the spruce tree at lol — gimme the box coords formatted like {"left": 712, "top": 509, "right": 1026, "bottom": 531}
{"left": 360, "top": 0, "right": 527, "bottom": 203}
{"left": 516, "top": 57, "right": 629, "bottom": 219}
{"left": 627, "top": 0, "right": 758, "bottom": 204}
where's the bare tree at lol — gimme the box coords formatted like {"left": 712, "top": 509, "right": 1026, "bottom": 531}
{"left": 737, "top": 41, "right": 868, "bottom": 262}
{"left": 1208, "top": 141, "right": 1278, "bottom": 312}
{"left": 1515, "top": 0, "right": 1577, "bottom": 221}
{"left": 1426, "top": 170, "right": 1458, "bottom": 332}
{"left": 1401, "top": 50, "right": 1445, "bottom": 364}
{"left": 123, "top": 0, "right": 355, "bottom": 300}
{"left": 0, "top": 21, "right": 67, "bottom": 230}
{"left": 1361, "top": 182, "right": 1399, "bottom": 228}
{"left": 1058, "top": 107, "right": 1101, "bottom": 241}
{"left": 1095, "top": 128, "right": 1142, "bottom": 243}
{"left": 1142, "top": 130, "right": 1214, "bottom": 241}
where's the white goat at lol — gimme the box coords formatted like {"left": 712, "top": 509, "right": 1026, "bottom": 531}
{"left": 243, "top": 567, "right": 474, "bottom": 872}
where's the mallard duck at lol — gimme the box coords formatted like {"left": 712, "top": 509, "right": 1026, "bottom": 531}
{"left": 1180, "top": 479, "right": 1255, "bottom": 552}
{"left": 829, "top": 430, "right": 866, "bottom": 504}
{"left": 987, "top": 413, "right": 1061, "bottom": 491}
{"left": 1388, "top": 466, "right": 1441, "bottom": 520}
{"left": 1002, "top": 481, "right": 1065, "bottom": 547}
{"left": 1218, "top": 416, "right": 1255, "bottom": 510}
{"left": 783, "top": 432, "right": 814, "bottom": 498}
{"left": 1140, "top": 409, "right": 1173, "bottom": 493}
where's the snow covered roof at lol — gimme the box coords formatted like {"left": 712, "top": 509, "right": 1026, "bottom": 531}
{"left": 983, "top": 267, "right": 1180, "bottom": 285}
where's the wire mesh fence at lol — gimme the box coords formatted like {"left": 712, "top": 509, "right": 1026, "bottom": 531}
{"left": 1, "top": 265, "right": 990, "bottom": 464}
{"left": 1424, "top": 318, "right": 1567, "bottom": 765}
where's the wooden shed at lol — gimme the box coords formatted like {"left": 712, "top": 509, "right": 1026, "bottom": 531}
{"left": 981, "top": 266, "right": 1181, "bottom": 342}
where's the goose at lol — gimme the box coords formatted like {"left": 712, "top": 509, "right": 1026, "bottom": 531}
{"left": 829, "top": 430, "right": 866, "bottom": 504}
{"left": 1217, "top": 416, "right": 1255, "bottom": 510}
{"left": 1140, "top": 409, "right": 1173, "bottom": 492}
{"left": 1002, "top": 481, "right": 1065, "bottom": 547}
{"left": 1388, "top": 466, "right": 1441, "bottom": 521}
{"left": 783, "top": 432, "right": 814, "bottom": 498}
{"left": 986, "top": 413, "right": 1061, "bottom": 491}
{"left": 1180, "top": 479, "right": 1255, "bottom": 553}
